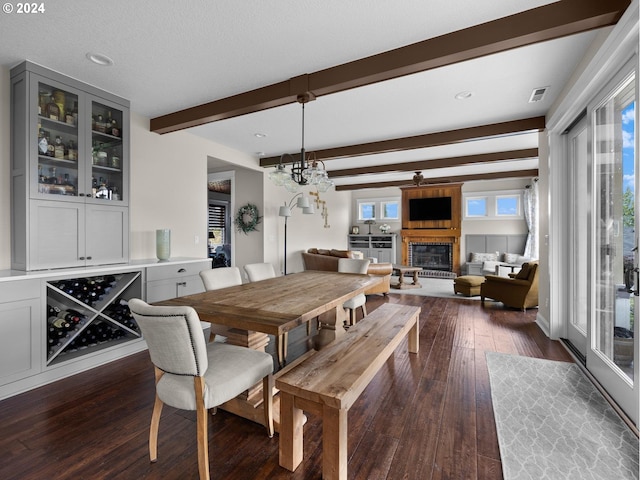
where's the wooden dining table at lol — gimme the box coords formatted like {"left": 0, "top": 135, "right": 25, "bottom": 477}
{"left": 156, "top": 270, "right": 383, "bottom": 429}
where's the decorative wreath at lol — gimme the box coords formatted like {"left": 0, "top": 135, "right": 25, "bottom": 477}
{"left": 234, "top": 203, "right": 262, "bottom": 234}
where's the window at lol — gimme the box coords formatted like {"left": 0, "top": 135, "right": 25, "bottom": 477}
{"left": 464, "top": 191, "right": 523, "bottom": 219}
{"left": 357, "top": 198, "right": 400, "bottom": 222}
{"left": 496, "top": 195, "right": 521, "bottom": 216}
{"left": 466, "top": 197, "right": 487, "bottom": 217}
{"left": 358, "top": 201, "right": 376, "bottom": 221}
{"left": 380, "top": 200, "right": 399, "bottom": 220}
{"left": 208, "top": 203, "right": 227, "bottom": 247}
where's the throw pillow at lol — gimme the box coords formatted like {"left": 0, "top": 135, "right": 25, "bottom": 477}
{"left": 503, "top": 252, "right": 520, "bottom": 263}
{"left": 330, "top": 249, "right": 352, "bottom": 258}
{"left": 308, "top": 248, "right": 318, "bottom": 254}
{"left": 470, "top": 252, "right": 498, "bottom": 263}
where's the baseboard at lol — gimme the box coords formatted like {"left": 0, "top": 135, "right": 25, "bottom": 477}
{"left": 535, "top": 312, "right": 550, "bottom": 336}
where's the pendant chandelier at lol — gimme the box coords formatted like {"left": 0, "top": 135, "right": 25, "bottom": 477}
{"left": 269, "top": 94, "right": 334, "bottom": 193}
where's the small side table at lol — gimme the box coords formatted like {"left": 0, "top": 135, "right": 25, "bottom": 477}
{"left": 391, "top": 265, "right": 422, "bottom": 289}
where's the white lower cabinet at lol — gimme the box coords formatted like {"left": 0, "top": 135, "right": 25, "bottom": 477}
{"left": 146, "top": 260, "right": 211, "bottom": 303}
{"left": 0, "top": 280, "right": 41, "bottom": 386}
{"left": 0, "top": 258, "right": 209, "bottom": 400}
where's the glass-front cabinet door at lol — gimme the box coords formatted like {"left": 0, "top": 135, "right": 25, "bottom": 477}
{"left": 35, "top": 77, "right": 82, "bottom": 200}
{"left": 88, "top": 99, "right": 127, "bottom": 205}
{"left": 31, "top": 77, "right": 128, "bottom": 206}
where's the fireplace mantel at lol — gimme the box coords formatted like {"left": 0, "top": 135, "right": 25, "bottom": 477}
{"left": 400, "top": 184, "right": 463, "bottom": 275}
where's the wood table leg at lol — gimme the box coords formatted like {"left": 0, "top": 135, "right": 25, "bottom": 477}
{"left": 411, "top": 271, "right": 421, "bottom": 286}
{"left": 323, "top": 404, "right": 348, "bottom": 480}
{"left": 279, "top": 391, "right": 304, "bottom": 472}
{"left": 314, "top": 304, "right": 347, "bottom": 350}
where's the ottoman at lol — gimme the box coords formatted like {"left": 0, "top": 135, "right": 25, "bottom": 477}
{"left": 454, "top": 275, "right": 485, "bottom": 297}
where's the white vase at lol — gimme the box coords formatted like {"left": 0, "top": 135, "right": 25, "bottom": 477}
{"left": 156, "top": 229, "right": 171, "bottom": 260}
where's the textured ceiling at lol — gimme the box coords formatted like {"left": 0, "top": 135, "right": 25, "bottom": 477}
{"left": 0, "top": 0, "right": 622, "bottom": 189}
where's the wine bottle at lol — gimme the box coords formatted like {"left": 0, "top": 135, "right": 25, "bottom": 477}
{"left": 48, "top": 316, "right": 70, "bottom": 329}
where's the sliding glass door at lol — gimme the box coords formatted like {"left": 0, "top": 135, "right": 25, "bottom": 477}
{"left": 589, "top": 67, "right": 637, "bottom": 424}
{"left": 567, "top": 116, "right": 588, "bottom": 357}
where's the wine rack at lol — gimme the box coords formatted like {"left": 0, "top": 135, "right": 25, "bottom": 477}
{"left": 45, "top": 271, "right": 142, "bottom": 365}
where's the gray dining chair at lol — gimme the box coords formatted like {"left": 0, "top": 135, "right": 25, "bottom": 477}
{"left": 128, "top": 298, "right": 274, "bottom": 480}
{"left": 199, "top": 266, "right": 242, "bottom": 291}
{"left": 338, "top": 258, "right": 371, "bottom": 326}
{"left": 242, "top": 262, "right": 291, "bottom": 367}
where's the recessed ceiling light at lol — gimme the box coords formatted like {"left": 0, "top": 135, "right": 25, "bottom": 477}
{"left": 254, "top": 133, "right": 267, "bottom": 138}
{"left": 86, "top": 52, "right": 114, "bottom": 66}
{"left": 256, "top": 151, "right": 265, "bottom": 156}
{"left": 454, "top": 91, "right": 474, "bottom": 100}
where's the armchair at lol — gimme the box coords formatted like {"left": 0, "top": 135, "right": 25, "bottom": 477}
{"left": 480, "top": 261, "right": 539, "bottom": 310}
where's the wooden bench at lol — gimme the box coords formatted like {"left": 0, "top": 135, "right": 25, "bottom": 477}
{"left": 276, "top": 303, "right": 421, "bottom": 480}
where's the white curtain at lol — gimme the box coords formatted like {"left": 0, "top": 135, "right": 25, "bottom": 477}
{"left": 523, "top": 178, "right": 539, "bottom": 259}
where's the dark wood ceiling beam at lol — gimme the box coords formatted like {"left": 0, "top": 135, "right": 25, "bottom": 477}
{"left": 150, "top": 0, "right": 629, "bottom": 135}
{"left": 334, "top": 169, "right": 539, "bottom": 191}
{"left": 328, "top": 148, "right": 538, "bottom": 178}
{"left": 260, "top": 117, "right": 545, "bottom": 167}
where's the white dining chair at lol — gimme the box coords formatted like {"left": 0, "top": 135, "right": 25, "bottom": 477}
{"left": 199, "top": 267, "right": 243, "bottom": 342}
{"left": 199, "top": 266, "right": 242, "bottom": 291}
{"left": 242, "top": 263, "right": 292, "bottom": 367}
{"left": 243, "top": 263, "right": 277, "bottom": 282}
{"left": 128, "top": 298, "right": 274, "bottom": 480}
{"left": 338, "top": 258, "right": 371, "bottom": 326}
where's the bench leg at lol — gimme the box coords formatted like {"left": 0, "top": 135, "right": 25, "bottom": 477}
{"left": 408, "top": 316, "right": 419, "bottom": 354}
{"left": 323, "top": 405, "right": 348, "bottom": 480}
{"left": 279, "top": 392, "right": 304, "bottom": 472}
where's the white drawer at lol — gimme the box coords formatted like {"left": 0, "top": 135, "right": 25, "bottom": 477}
{"left": 146, "top": 260, "right": 211, "bottom": 282}
{"left": 0, "top": 279, "right": 40, "bottom": 303}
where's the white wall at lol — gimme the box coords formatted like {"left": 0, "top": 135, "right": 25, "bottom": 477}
{"left": 263, "top": 180, "right": 352, "bottom": 274}
{"left": 128, "top": 113, "right": 258, "bottom": 261}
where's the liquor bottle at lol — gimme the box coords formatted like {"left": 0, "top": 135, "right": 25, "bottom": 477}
{"left": 91, "top": 177, "right": 98, "bottom": 197}
{"left": 67, "top": 140, "right": 77, "bottom": 161}
{"left": 46, "top": 96, "right": 60, "bottom": 121}
{"left": 110, "top": 118, "right": 120, "bottom": 137}
{"left": 96, "top": 114, "right": 106, "bottom": 133}
{"left": 52, "top": 90, "right": 66, "bottom": 120}
{"left": 71, "top": 101, "right": 78, "bottom": 125}
{"left": 54, "top": 136, "right": 65, "bottom": 159}
{"left": 38, "top": 129, "right": 49, "bottom": 155}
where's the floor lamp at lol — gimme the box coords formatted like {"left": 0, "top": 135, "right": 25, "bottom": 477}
{"left": 279, "top": 193, "right": 315, "bottom": 274}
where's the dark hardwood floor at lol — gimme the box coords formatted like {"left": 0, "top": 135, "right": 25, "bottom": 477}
{"left": 0, "top": 293, "right": 572, "bottom": 480}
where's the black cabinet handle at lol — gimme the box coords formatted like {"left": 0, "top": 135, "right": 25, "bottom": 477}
{"left": 178, "top": 268, "right": 186, "bottom": 273}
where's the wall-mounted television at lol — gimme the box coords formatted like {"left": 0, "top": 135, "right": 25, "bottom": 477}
{"left": 409, "top": 196, "right": 452, "bottom": 221}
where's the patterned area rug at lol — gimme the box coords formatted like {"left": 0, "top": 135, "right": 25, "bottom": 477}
{"left": 486, "top": 352, "right": 639, "bottom": 480}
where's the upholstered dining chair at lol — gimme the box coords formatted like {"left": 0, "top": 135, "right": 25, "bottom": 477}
{"left": 242, "top": 262, "right": 291, "bottom": 367}
{"left": 243, "top": 262, "right": 277, "bottom": 282}
{"left": 338, "top": 258, "right": 371, "bottom": 326}
{"left": 199, "top": 267, "right": 243, "bottom": 342}
{"left": 128, "top": 298, "right": 274, "bottom": 480}
{"left": 199, "top": 266, "right": 242, "bottom": 291}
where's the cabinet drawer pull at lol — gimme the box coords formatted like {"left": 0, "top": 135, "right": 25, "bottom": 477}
{"left": 86, "top": 256, "right": 92, "bottom": 260}
{"left": 178, "top": 268, "right": 186, "bottom": 273}
{"left": 177, "top": 282, "right": 187, "bottom": 287}
{"left": 79, "top": 256, "right": 85, "bottom": 260}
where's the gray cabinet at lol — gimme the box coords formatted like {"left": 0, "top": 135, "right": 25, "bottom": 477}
{"left": 348, "top": 234, "right": 397, "bottom": 263}
{"left": 10, "top": 61, "right": 130, "bottom": 270}
{"left": 146, "top": 260, "right": 212, "bottom": 303}
{"left": 0, "top": 280, "right": 41, "bottom": 386}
